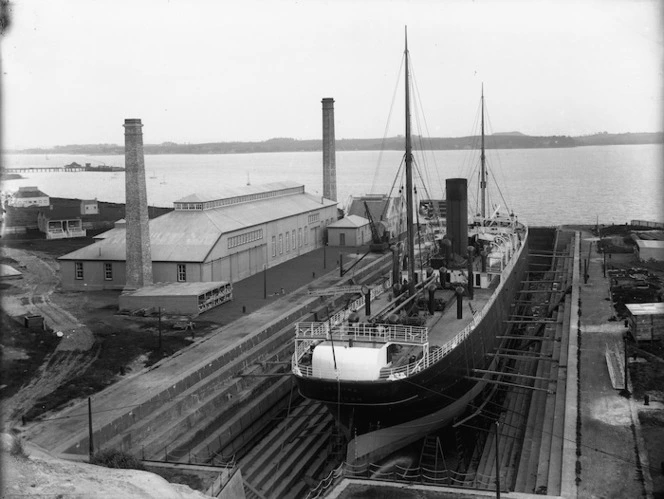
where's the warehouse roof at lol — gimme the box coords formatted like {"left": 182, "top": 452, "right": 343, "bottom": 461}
{"left": 59, "top": 184, "right": 336, "bottom": 262}
{"left": 174, "top": 181, "right": 302, "bottom": 205}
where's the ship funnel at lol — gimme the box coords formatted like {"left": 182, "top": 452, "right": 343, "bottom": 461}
{"left": 445, "top": 178, "right": 468, "bottom": 257}
{"left": 322, "top": 98, "right": 337, "bottom": 201}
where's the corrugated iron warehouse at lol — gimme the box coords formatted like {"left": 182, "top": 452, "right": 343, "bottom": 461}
{"left": 59, "top": 181, "right": 337, "bottom": 290}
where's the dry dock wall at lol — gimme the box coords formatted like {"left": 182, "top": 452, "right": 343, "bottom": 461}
{"left": 65, "top": 253, "right": 392, "bottom": 456}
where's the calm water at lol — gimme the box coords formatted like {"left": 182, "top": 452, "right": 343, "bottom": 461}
{"left": 2, "top": 144, "right": 662, "bottom": 226}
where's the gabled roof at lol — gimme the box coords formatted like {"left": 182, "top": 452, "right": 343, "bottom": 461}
{"left": 328, "top": 215, "right": 369, "bottom": 229}
{"left": 14, "top": 189, "right": 49, "bottom": 198}
{"left": 347, "top": 195, "right": 401, "bottom": 222}
{"left": 60, "top": 190, "right": 337, "bottom": 263}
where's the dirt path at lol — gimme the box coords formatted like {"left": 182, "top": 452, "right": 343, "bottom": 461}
{"left": 2, "top": 247, "right": 96, "bottom": 423}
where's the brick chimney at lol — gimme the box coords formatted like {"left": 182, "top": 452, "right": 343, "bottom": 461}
{"left": 123, "top": 118, "right": 153, "bottom": 291}
{"left": 322, "top": 98, "right": 337, "bottom": 202}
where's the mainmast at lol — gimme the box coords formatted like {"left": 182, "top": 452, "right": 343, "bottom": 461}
{"left": 480, "top": 84, "right": 487, "bottom": 218}
{"left": 404, "top": 27, "right": 416, "bottom": 296}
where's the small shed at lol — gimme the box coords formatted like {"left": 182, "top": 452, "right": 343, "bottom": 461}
{"left": 327, "top": 215, "right": 371, "bottom": 247}
{"left": 625, "top": 302, "right": 664, "bottom": 342}
{"left": 80, "top": 199, "right": 99, "bottom": 215}
{"left": 634, "top": 239, "right": 664, "bottom": 262}
{"left": 118, "top": 281, "right": 233, "bottom": 316}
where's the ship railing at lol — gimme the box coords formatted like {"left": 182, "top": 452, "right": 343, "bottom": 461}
{"left": 295, "top": 322, "right": 428, "bottom": 344}
{"left": 412, "top": 226, "right": 529, "bottom": 372}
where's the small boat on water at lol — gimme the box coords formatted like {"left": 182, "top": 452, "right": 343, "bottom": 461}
{"left": 291, "top": 31, "right": 529, "bottom": 465}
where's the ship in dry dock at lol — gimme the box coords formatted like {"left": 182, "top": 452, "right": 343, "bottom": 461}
{"left": 292, "top": 31, "right": 530, "bottom": 465}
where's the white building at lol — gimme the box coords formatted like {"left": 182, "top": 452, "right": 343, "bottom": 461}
{"left": 8, "top": 186, "right": 50, "bottom": 208}
{"left": 59, "top": 182, "right": 338, "bottom": 290}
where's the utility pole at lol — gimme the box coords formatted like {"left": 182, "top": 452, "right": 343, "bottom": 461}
{"left": 88, "top": 397, "right": 94, "bottom": 461}
{"left": 495, "top": 421, "right": 501, "bottom": 499}
{"left": 158, "top": 307, "right": 162, "bottom": 350}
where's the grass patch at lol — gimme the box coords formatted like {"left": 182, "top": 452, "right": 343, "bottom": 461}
{"left": 90, "top": 449, "right": 146, "bottom": 470}
{"left": 23, "top": 327, "right": 192, "bottom": 420}
{"left": 0, "top": 311, "right": 60, "bottom": 401}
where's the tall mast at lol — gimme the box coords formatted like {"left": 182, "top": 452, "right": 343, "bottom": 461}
{"left": 404, "top": 27, "right": 415, "bottom": 296}
{"left": 480, "top": 84, "right": 487, "bottom": 218}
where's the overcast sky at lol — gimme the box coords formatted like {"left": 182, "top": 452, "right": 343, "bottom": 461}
{"left": 2, "top": 0, "right": 662, "bottom": 149}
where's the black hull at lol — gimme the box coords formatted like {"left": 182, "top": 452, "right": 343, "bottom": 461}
{"left": 294, "top": 234, "right": 529, "bottom": 452}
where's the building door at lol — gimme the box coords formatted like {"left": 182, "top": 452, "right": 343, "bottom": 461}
{"left": 340, "top": 233, "right": 346, "bottom": 246}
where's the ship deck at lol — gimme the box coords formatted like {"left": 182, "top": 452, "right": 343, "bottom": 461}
{"left": 353, "top": 276, "right": 496, "bottom": 348}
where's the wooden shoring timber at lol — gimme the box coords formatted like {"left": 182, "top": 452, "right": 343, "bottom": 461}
{"left": 509, "top": 314, "right": 552, "bottom": 318}
{"left": 530, "top": 253, "right": 574, "bottom": 258}
{"left": 489, "top": 352, "right": 557, "bottom": 362}
{"left": 496, "top": 350, "right": 553, "bottom": 358}
{"left": 526, "top": 270, "right": 568, "bottom": 274}
{"left": 504, "top": 319, "right": 558, "bottom": 324}
{"left": 520, "top": 280, "right": 568, "bottom": 284}
{"left": 519, "top": 289, "right": 563, "bottom": 293}
{"left": 472, "top": 368, "right": 556, "bottom": 383}
{"left": 465, "top": 376, "right": 553, "bottom": 393}
{"left": 496, "top": 335, "right": 556, "bottom": 341}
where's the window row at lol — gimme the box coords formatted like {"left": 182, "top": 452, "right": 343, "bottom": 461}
{"left": 174, "top": 186, "right": 304, "bottom": 211}
{"left": 271, "top": 226, "right": 308, "bottom": 257}
{"left": 308, "top": 212, "right": 320, "bottom": 223}
{"left": 228, "top": 229, "right": 264, "bottom": 249}
{"left": 73, "top": 262, "right": 188, "bottom": 282}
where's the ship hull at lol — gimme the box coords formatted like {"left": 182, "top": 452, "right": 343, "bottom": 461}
{"left": 294, "top": 232, "right": 529, "bottom": 463}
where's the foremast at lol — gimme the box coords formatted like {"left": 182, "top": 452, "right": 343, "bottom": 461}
{"left": 404, "top": 27, "right": 416, "bottom": 297}
{"left": 480, "top": 83, "right": 487, "bottom": 219}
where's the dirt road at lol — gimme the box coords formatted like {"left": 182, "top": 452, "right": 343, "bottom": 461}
{"left": 2, "top": 247, "right": 96, "bottom": 423}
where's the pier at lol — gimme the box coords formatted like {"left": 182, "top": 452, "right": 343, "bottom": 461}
{"left": 4, "top": 166, "right": 124, "bottom": 173}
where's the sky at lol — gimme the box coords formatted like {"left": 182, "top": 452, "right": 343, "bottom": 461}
{"left": 1, "top": 0, "right": 662, "bottom": 149}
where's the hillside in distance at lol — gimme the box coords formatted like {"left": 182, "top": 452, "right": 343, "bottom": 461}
{"left": 13, "top": 132, "right": 663, "bottom": 155}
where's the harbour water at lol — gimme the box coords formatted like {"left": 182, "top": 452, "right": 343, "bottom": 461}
{"left": 2, "top": 143, "right": 662, "bottom": 226}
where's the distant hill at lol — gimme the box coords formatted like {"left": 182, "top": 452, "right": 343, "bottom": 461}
{"left": 10, "top": 132, "right": 662, "bottom": 155}
{"left": 492, "top": 131, "right": 526, "bottom": 136}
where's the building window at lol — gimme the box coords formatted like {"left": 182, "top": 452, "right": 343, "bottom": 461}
{"left": 279, "top": 234, "right": 283, "bottom": 254}
{"left": 298, "top": 228, "right": 302, "bottom": 247}
{"left": 177, "top": 264, "right": 187, "bottom": 282}
{"left": 286, "top": 231, "right": 290, "bottom": 252}
{"left": 272, "top": 236, "right": 276, "bottom": 257}
{"left": 308, "top": 213, "right": 320, "bottom": 224}
{"left": 104, "top": 263, "right": 113, "bottom": 281}
{"left": 75, "top": 261, "right": 84, "bottom": 280}
{"left": 304, "top": 225, "right": 308, "bottom": 245}
{"left": 340, "top": 233, "right": 346, "bottom": 246}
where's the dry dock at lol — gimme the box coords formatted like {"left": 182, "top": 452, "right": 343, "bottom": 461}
{"left": 20, "top": 228, "right": 660, "bottom": 499}
{"left": 318, "top": 228, "right": 658, "bottom": 499}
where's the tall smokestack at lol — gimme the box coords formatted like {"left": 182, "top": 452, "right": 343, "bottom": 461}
{"left": 446, "top": 178, "right": 468, "bottom": 257}
{"left": 322, "top": 98, "right": 337, "bottom": 202}
{"left": 123, "top": 118, "right": 153, "bottom": 291}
